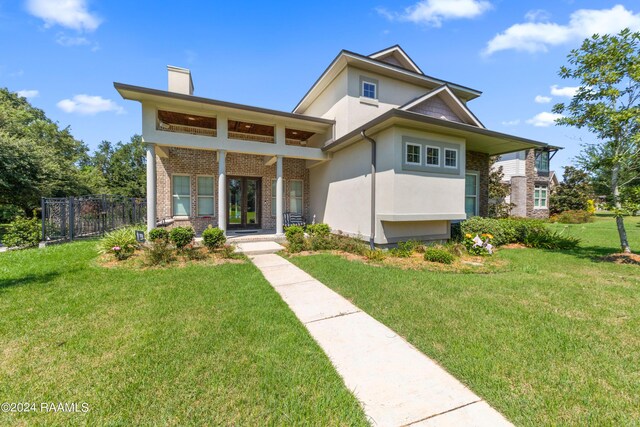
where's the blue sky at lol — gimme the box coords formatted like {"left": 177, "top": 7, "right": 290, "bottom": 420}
{"left": 2, "top": 0, "right": 640, "bottom": 175}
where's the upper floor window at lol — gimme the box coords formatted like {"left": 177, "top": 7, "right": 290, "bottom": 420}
{"left": 426, "top": 146, "right": 440, "bottom": 166}
{"left": 406, "top": 143, "right": 421, "bottom": 165}
{"left": 535, "top": 151, "right": 549, "bottom": 172}
{"left": 362, "top": 81, "right": 377, "bottom": 99}
{"left": 444, "top": 148, "right": 458, "bottom": 168}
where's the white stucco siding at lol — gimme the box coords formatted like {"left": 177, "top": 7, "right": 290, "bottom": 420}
{"left": 304, "top": 68, "right": 350, "bottom": 139}
{"left": 309, "top": 139, "right": 372, "bottom": 238}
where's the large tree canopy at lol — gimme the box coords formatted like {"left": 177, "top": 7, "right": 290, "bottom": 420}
{"left": 0, "top": 88, "right": 91, "bottom": 215}
{"left": 553, "top": 28, "right": 640, "bottom": 253}
{"left": 0, "top": 89, "right": 147, "bottom": 219}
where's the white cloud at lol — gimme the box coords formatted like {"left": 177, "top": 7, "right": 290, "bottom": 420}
{"left": 377, "top": 0, "right": 492, "bottom": 27}
{"left": 17, "top": 89, "right": 39, "bottom": 99}
{"left": 55, "top": 33, "right": 90, "bottom": 46}
{"left": 57, "top": 95, "right": 124, "bottom": 115}
{"left": 550, "top": 85, "right": 579, "bottom": 98}
{"left": 526, "top": 112, "right": 563, "bottom": 127}
{"left": 534, "top": 95, "right": 552, "bottom": 103}
{"left": 501, "top": 119, "right": 520, "bottom": 126}
{"left": 484, "top": 5, "right": 640, "bottom": 55}
{"left": 524, "top": 9, "right": 551, "bottom": 23}
{"left": 26, "top": 0, "right": 101, "bottom": 32}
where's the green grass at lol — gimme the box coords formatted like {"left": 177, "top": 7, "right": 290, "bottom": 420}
{"left": 0, "top": 241, "right": 368, "bottom": 426}
{"left": 290, "top": 216, "right": 640, "bottom": 426}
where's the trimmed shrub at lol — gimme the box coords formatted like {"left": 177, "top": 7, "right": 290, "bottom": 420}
{"left": 523, "top": 230, "right": 580, "bottom": 250}
{"left": 202, "top": 226, "right": 226, "bottom": 251}
{"left": 285, "top": 225, "right": 306, "bottom": 253}
{"left": 220, "top": 244, "right": 241, "bottom": 259}
{"left": 329, "top": 234, "right": 367, "bottom": 255}
{"left": 364, "top": 249, "right": 386, "bottom": 261}
{"left": 170, "top": 226, "right": 195, "bottom": 250}
{"left": 183, "top": 244, "right": 207, "bottom": 260}
{"left": 306, "top": 223, "right": 330, "bottom": 237}
{"left": 149, "top": 228, "right": 170, "bottom": 242}
{"left": 424, "top": 247, "right": 455, "bottom": 264}
{"left": 145, "top": 239, "right": 174, "bottom": 266}
{"left": 3, "top": 216, "right": 40, "bottom": 248}
{"left": 98, "top": 227, "right": 138, "bottom": 260}
{"left": 550, "top": 210, "right": 593, "bottom": 224}
{"left": 460, "top": 217, "right": 547, "bottom": 246}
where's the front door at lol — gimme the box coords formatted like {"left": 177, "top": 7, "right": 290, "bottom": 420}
{"left": 228, "top": 177, "right": 261, "bottom": 229}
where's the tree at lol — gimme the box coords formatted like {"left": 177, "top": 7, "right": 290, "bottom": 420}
{"left": 549, "top": 166, "right": 593, "bottom": 214}
{"left": 0, "top": 88, "right": 92, "bottom": 215}
{"left": 84, "top": 135, "right": 146, "bottom": 197}
{"left": 553, "top": 29, "right": 640, "bottom": 253}
{"left": 487, "top": 156, "right": 513, "bottom": 218}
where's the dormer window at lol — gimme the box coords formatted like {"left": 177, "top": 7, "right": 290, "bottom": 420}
{"left": 362, "top": 81, "right": 377, "bottom": 99}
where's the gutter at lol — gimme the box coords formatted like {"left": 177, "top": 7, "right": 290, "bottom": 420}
{"left": 361, "top": 130, "right": 376, "bottom": 250}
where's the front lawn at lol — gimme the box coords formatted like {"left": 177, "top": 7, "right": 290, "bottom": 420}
{"left": 0, "top": 241, "right": 368, "bottom": 425}
{"left": 290, "top": 216, "right": 640, "bottom": 426}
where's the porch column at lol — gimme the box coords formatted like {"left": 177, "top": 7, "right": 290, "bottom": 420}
{"left": 146, "top": 143, "right": 157, "bottom": 232}
{"left": 276, "top": 155, "right": 284, "bottom": 235}
{"left": 218, "top": 150, "right": 227, "bottom": 234}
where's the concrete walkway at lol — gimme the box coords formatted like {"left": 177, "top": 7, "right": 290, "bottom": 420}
{"left": 250, "top": 253, "right": 512, "bottom": 427}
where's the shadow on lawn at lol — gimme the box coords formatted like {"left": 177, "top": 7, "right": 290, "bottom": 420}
{"left": 560, "top": 244, "right": 630, "bottom": 263}
{"left": 0, "top": 271, "right": 65, "bottom": 292}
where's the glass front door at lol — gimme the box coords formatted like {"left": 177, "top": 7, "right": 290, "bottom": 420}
{"left": 227, "top": 177, "right": 261, "bottom": 229}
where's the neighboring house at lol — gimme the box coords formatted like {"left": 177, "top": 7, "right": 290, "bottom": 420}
{"left": 116, "top": 45, "right": 558, "bottom": 245}
{"left": 493, "top": 148, "right": 558, "bottom": 218}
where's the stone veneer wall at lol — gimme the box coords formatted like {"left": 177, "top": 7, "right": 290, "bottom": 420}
{"left": 524, "top": 149, "right": 550, "bottom": 219}
{"left": 465, "top": 151, "right": 489, "bottom": 217}
{"left": 156, "top": 147, "right": 309, "bottom": 234}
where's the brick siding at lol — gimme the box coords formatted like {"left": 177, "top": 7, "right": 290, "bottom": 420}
{"left": 156, "top": 147, "right": 309, "bottom": 234}
{"left": 525, "top": 149, "right": 550, "bottom": 219}
{"left": 466, "top": 151, "right": 489, "bottom": 217}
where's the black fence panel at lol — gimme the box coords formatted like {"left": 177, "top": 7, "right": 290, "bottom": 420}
{"left": 42, "top": 195, "right": 146, "bottom": 242}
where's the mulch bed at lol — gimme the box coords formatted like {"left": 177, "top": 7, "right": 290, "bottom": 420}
{"left": 600, "top": 253, "right": 640, "bottom": 265}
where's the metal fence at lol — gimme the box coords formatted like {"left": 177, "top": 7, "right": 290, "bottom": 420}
{"left": 41, "top": 195, "right": 146, "bottom": 242}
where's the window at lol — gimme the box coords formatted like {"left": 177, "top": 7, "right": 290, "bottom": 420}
{"left": 426, "top": 146, "right": 440, "bottom": 166}
{"left": 535, "top": 151, "right": 549, "bottom": 172}
{"left": 444, "top": 149, "right": 458, "bottom": 168}
{"left": 197, "top": 176, "right": 214, "bottom": 216}
{"left": 172, "top": 175, "right": 191, "bottom": 217}
{"left": 405, "top": 143, "right": 421, "bottom": 165}
{"left": 289, "top": 180, "right": 303, "bottom": 215}
{"left": 362, "top": 81, "right": 377, "bottom": 99}
{"left": 271, "top": 179, "right": 285, "bottom": 216}
{"left": 534, "top": 185, "right": 548, "bottom": 209}
{"left": 465, "top": 173, "right": 478, "bottom": 217}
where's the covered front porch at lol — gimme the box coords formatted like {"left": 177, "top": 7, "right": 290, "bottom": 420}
{"left": 113, "top": 78, "right": 333, "bottom": 236}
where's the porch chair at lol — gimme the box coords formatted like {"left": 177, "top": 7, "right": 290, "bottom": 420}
{"left": 283, "top": 212, "right": 306, "bottom": 228}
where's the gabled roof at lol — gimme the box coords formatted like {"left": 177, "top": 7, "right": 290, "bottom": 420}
{"left": 399, "top": 85, "right": 485, "bottom": 128}
{"left": 293, "top": 47, "right": 482, "bottom": 114}
{"left": 368, "top": 45, "right": 423, "bottom": 75}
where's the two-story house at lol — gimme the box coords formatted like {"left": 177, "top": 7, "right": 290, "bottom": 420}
{"left": 116, "top": 45, "right": 558, "bottom": 245}
{"left": 492, "top": 149, "right": 557, "bottom": 218}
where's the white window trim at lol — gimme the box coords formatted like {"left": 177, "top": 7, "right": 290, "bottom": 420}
{"left": 465, "top": 171, "right": 479, "bottom": 217}
{"left": 425, "top": 145, "right": 440, "bottom": 166}
{"left": 271, "top": 179, "right": 285, "bottom": 217}
{"left": 171, "top": 173, "right": 191, "bottom": 218}
{"left": 534, "top": 185, "right": 548, "bottom": 209}
{"left": 361, "top": 80, "right": 377, "bottom": 99}
{"left": 289, "top": 179, "right": 304, "bottom": 215}
{"left": 405, "top": 142, "right": 422, "bottom": 165}
{"left": 444, "top": 148, "right": 458, "bottom": 169}
{"left": 196, "top": 174, "right": 215, "bottom": 217}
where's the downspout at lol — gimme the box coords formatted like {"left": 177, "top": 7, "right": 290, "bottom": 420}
{"left": 361, "top": 130, "right": 376, "bottom": 250}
